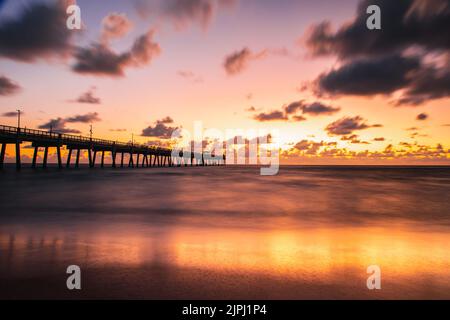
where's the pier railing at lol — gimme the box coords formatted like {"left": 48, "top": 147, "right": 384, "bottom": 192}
{"left": 0, "top": 124, "right": 224, "bottom": 169}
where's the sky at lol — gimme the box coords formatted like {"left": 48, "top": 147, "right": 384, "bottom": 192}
{"left": 0, "top": 0, "right": 449, "bottom": 164}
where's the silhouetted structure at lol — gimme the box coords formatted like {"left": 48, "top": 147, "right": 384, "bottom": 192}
{"left": 0, "top": 124, "right": 225, "bottom": 170}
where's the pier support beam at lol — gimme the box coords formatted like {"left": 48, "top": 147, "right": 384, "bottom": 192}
{"left": 112, "top": 151, "right": 116, "bottom": 168}
{"left": 43, "top": 146, "right": 49, "bottom": 168}
{"left": 128, "top": 152, "right": 134, "bottom": 168}
{"left": 57, "top": 146, "right": 62, "bottom": 169}
{"left": 0, "top": 143, "right": 6, "bottom": 169}
{"left": 120, "top": 152, "right": 124, "bottom": 168}
{"left": 88, "top": 149, "right": 93, "bottom": 168}
{"left": 32, "top": 146, "right": 38, "bottom": 168}
{"left": 66, "top": 149, "right": 72, "bottom": 168}
{"left": 15, "top": 142, "right": 21, "bottom": 170}
{"left": 101, "top": 150, "right": 105, "bottom": 168}
{"left": 75, "top": 149, "right": 80, "bottom": 168}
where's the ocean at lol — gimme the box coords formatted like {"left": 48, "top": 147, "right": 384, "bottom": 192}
{"left": 0, "top": 165, "right": 449, "bottom": 299}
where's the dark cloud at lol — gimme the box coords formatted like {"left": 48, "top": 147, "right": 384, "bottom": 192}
{"left": 314, "top": 54, "right": 421, "bottom": 96}
{"left": 393, "top": 61, "right": 450, "bottom": 106}
{"left": 223, "top": 47, "right": 266, "bottom": 75}
{"left": 416, "top": 112, "right": 429, "bottom": 120}
{"left": 304, "top": 0, "right": 450, "bottom": 105}
{"left": 66, "top": 112, "right": 101, "bottom": 123}
{"left": 158, "top": 116, "right": 174, "bottom": 124}
{"left": 253, "top": 110, "right": 287, "bottom": 122}
{"left": 38, "top": 112, "right": 101, "bottom": 134}
{"left": 305, "top": 0, "right": 450, "bottom": 60}
{"left": 2, "top": 111, "right": 23, "bottom": 117}
{"left": 0, "top": 1, "right": 74, "bottom": 62}
{"left": 141, "top": 117, "right": 178, "bottom": 138}
{"left": 373, "top": 137, "right": 386, "bottom": 141}
{"left": 74, "top": 88, "right": 101, "bottom": 104}
{"left": 284, "top": 101, "right": 304, "bottom": 114}
{"left": 0, "top": 75, "right": 21, "bottom": 96}
{"left": 325, "top": 116, "right": 382, "bottom": 135}
{"left": 72, "top": 29, "right": 161, "bottom": 77}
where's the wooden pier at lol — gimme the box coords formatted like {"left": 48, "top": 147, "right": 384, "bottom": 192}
{"left": 0, "top": 124, "right": 224, "bottom": 170}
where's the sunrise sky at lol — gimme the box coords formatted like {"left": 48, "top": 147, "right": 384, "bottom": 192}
{"left": 0, "top": 0, "right": 449, "bottom": 164}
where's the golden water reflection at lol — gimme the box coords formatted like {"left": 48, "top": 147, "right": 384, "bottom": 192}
{"left": 1, "top": 221, "right": 449, "bottom": 298}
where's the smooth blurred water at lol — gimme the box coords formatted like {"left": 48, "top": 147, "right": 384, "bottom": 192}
{"left": 0, "top": 166, "right": 449, "bottom": 299}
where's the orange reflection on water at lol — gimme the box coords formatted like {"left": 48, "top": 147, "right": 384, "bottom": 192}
{"left": 2, "top": 222, "right": 449, "bottom": 295}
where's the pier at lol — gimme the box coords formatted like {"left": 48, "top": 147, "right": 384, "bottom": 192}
{"left": 0, "top": 124, "right": 224, "bottom": 170}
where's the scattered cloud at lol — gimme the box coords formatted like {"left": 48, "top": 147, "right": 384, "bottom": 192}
{"left": 0, "top": 75, "right": 21, "bottom": 96}
{"left": 2, "top": 111, "right": 23, "bottom": 117}
{"left": 141, "top": 117, "right": 178, "bottom": 138}
{"left": 177, "top": 70, "right": 203, "bottom": 83}
{"left": 73, "top": 87, "right": 101, "bottom": 104}
{"left": 301, "top": 102, "right": 341, "bottom": 116}
{"left": 325, "top": 116, "right": 382, "bottom": 136}
{"left": 72, "top": 29, "right": 161, "bottom": 77}
{"left": 38, "top": 112, "right": 101, "bottom": 134}
{"left": 223, "top": 47, "right": 267, "bottom": 75}
{"left": 373, "top": 137, "right": 385, "bottom": 141}
{"left": 101, "top": 12, "right": 133, "bottom": 43}
{"left": 149, "top": 0, "right": 238, "bottom": 30}
{"left": 253, "top": 110, "right": 287, "bottom": 122}
{"left": 416, "top": 113, "right": 429, "bottom": 121}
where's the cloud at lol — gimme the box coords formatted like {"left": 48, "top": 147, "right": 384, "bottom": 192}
{"left": 72, "top": 29, "right": 161, "bottom": 77}
{"left": 253, "top": 110, "right": 288, "bottom": 122}
{"left": 304, "top": 0, "right": 450, "bottom": 105}
{"left": 74, "top": 88, "right": 101, "bottom": 104}
{"left": 223, "top": 47, "right": 267, "bottom": 75}
{"left": 341, "top": 134, "right": 370, "bottom": 144}
{"left": 141, "top": 117, "right": 178, "bottom": 138}
{"left": 301, "top": 102, "right": 341, "bottom": 116}
{"left": 373, "top": 137, "right": 386, "bottom": 141}
{"left": 416, "top": 112, "right": 429, "bottom": 120}
{"left": 284, "top": 101, "right": 304, "bottom": 114}
{"left": 65, "top": 112, "right": 101, "bottom": 123}
{"left": 304, "top": 0, "right": 450, "bottom": 60}
{"left": 101, "top": 13, "right": 133, "bottom": 43}
{"left": 0, "top": 1, "right": 74, "bottom": 62}
{"left": 292, "top": 115, "right": 307, "bottom": 122}
{"left": 38, "top": 112, "right": 101, "bottom": 134}
{"left": 2, "top": 111, "right": 23, "bottom": 117}
{"left": 325, "top": 116, "right": 382, "bottom": 135}
{"left": 314, "top": 54, "right": 421, "bottom": 96}
{"left": 110, "top": 128, "right": 127, "bottom": 132}
{"left": 0, "top": 75, "right": 21, "bottom": 96}
{"left": 177, "top": 70, "right": 203, "bottom": 83}
{"left": 153, "top": 0, "right": 237, "bottom": 30}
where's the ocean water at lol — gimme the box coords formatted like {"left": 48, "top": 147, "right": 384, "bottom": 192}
{"left": 0, "top": 165, "right": 449, "bottom": 299}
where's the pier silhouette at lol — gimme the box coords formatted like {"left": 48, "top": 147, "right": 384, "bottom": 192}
{"left": 0, "top": 124, "right": 224, "bottom": 170}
